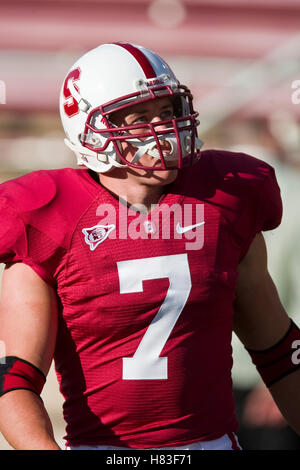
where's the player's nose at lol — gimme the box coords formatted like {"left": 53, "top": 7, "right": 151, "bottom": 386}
{"left": 151, "top": 116, "right": 168, "bottom": 130}
{"left": 150, "top": 117, "right": 172, "bottom": 153}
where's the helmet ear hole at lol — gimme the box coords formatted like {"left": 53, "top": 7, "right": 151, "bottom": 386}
{"left": 89, "top": 136, "right": 101, "bottom": 146}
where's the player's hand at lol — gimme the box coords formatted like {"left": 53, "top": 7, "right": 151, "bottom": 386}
{"left": 242, "top": 383, "right": 287, "bottom": 428}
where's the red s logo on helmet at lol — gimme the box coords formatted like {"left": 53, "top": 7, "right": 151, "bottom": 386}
{"left": 63, "top": 67, "right": 81, "bottom": 117}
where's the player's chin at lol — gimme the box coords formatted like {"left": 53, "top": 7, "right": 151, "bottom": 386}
{"left": 131, "top": 159, "right": 178, "bottom": 182}
{"left": 144, "top": 167, "right": 178, "bottom": 185}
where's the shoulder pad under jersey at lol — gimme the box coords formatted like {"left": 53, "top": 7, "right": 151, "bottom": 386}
{"left": 0, "top": 170, "right": 57, "bottom": 213}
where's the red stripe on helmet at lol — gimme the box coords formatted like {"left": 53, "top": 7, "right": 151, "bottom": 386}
{"left": 114, "top": 42, "right": 156, "bottom": 79}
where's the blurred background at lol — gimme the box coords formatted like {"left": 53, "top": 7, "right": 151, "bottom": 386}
{"left": 0, "top": 0, "right": 300, "bottom": 450}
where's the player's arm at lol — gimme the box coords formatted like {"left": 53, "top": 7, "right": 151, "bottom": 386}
{"left": 0, "top": 262, "right": 60, "bottom": 450}
{"left": 234, "top": 232, "right": 300, "bottom": 435}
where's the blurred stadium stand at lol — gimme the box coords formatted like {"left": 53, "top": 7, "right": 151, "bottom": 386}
{"left": 1, "top": 0, "right": 300, "bottom": 174}
{"left": 0, "top": 0, "right": 300, "bottom": 449}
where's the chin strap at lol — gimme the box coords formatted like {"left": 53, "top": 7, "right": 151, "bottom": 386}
{"left": 64, "top": 138, "right": 126, "bottom": 172}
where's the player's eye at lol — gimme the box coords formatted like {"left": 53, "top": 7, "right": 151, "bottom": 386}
{"left": 132, "top": 116, "right": 148, "bottom": 124}
{"left": 160, "top": 109, "right": 174, "bottom": 120}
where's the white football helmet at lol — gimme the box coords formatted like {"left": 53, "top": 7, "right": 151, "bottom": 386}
{"left": 59, "top": 42, "right": 202, "bottom": 173}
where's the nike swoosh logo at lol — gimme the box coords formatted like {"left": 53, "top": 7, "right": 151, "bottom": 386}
{"left": 176, "top": 221, "right": 205, "bottom": 234}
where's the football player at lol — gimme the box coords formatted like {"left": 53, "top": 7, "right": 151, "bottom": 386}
{"left": 0, "top": 43, "right": 300, "bottom": 450}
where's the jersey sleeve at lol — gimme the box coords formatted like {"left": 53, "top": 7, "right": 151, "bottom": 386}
{"left": 240, "top": 164, "right": 282, "bottom": 260}
{"left": 0, "top": 198, "right": 26, "bottom": 265}
{"left": 255, "top": 165, "right": 282, "bottom": 232}
{"left": 0, "top": 177, "right": 64, "bottom": 288}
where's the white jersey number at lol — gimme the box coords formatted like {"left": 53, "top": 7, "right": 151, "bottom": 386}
{"left": 117, "top": 254, "right": 191, "bottom": 380}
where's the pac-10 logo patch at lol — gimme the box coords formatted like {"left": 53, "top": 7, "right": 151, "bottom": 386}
{"left": 82, "top": 224, "right": 115, "bottom": 251}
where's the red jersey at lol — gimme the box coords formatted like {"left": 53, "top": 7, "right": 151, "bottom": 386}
{"left": 0, "top": 150, "right": 282, "bottom": 448}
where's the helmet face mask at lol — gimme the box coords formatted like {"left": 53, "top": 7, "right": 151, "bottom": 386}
{"left": 60, "top": 43, "right": 202, "bottom": 173}
{"left": 81, "top": 84, "right": 200, "bottom": 171}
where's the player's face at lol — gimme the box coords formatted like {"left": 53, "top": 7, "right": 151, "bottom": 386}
{"left": 109, "top": 97, "right": 178, "bottom": 185}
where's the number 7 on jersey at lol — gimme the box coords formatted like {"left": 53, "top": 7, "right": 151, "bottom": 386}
{"left": 117, "top": 254, "right": 192, "bottom": 380}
